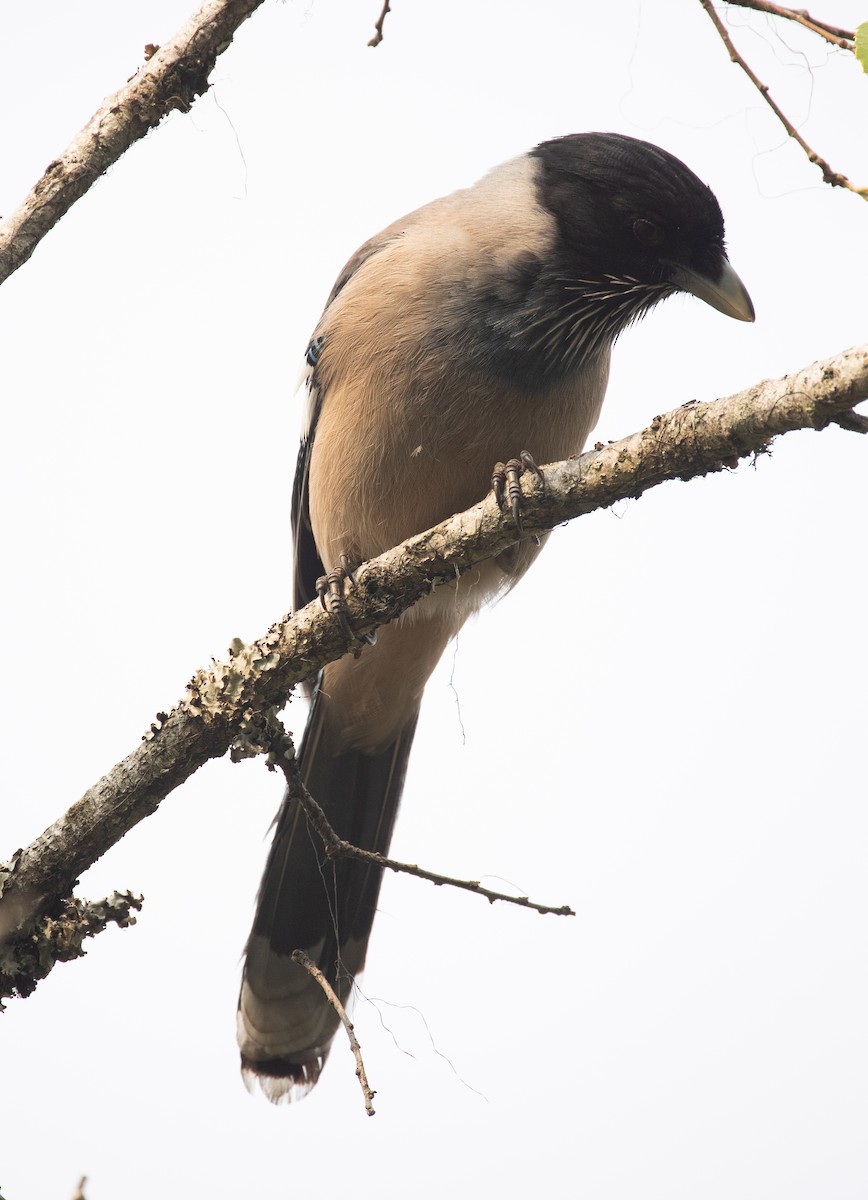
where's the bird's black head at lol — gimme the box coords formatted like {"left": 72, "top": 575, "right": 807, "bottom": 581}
{"left": 525, "top": 132, "right": 754, "bottom": 365}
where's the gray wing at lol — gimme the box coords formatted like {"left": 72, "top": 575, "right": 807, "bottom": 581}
{"left": 290, "top": 210, "right": 427, "bottom": 612}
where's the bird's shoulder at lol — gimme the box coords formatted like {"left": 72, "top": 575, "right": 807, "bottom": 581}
{"left": 325, "top": 153, "right": 558, "bottom": 310}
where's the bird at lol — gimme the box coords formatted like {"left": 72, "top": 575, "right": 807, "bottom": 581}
{"left": 236, "top": 132, "right": 754, "bottom": 1102}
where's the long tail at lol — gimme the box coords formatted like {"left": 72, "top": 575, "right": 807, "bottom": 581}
{"left": 237, "top": 685, "right": 418, "bottom": 1103}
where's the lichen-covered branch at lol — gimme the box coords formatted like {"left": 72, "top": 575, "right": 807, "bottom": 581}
{"left": 1, "top": 344, "right": 866, "bottom": 996}
{"left": 0, "top": 890, "right": 143, "bottom": 1004}
{"left": 0, "top": 0, "right": 266, "bottom": 287}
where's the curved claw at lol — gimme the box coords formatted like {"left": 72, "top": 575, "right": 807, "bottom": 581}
{"left": 316, "top": 567, "right": 355, "bottom": 641}
{"left": 316, "top": 560, "right": 376, "bottom": 649}
{"left": 518, "top": 450, "right": 544, "bottom": 491}
{"left": 339, "top": 553, "right": 358, "bottom": 589}
{"left": 509, "top": 469, "right": 524, "bottom": 535}
{"left": 492, "top": 450, "right": 545, "bottom": 536}
{"left": 492, "top": 461, "right": 507, "bottom": 510}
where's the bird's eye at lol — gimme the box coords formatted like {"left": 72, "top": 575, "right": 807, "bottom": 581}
{"left": 633, "top": 219, "right": 665, "bottom": 248}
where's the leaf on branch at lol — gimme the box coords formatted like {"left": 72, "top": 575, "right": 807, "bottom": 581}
{"left": 856, "top": 23, "right": 868, "bottom": 73}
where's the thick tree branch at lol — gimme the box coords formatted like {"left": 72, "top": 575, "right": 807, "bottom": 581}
{"left": 1, "top": 344, "right": 866, "bottom": 998}
{"left": 0, "top": 0, "right": 266, "bottom": 287}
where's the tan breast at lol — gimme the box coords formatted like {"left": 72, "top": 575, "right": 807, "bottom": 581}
{"left": 306, "top": 153, "right": 611, "bottom": 571}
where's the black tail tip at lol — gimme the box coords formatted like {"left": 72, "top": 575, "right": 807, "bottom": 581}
{"left": 240, "top": 1051, "right": 327, "bottom": 1104}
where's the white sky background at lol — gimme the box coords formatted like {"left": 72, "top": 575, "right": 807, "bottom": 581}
{"left": 1, "top": 1, "right": 867, "bottom": 1196}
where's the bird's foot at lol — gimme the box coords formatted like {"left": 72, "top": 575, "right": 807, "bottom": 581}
{"left": 315, "top": 555, "right": 377, "bottom": 650}
{"left": 491, "top": 451, "right": 545, "bottom": 536}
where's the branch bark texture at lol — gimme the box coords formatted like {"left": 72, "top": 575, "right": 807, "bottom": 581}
{"left": 0, "top": 891, "right": 143, "bottom": 1004}
{"left": 0, "top": 0, "right": 265, "bottom": 286}
{"left": 1, "top": 344, "right": 866, "bottom": 994}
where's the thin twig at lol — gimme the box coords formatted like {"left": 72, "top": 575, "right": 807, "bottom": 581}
{"left": 699, "top": 1, "right": 867, "bottom": 197}
{"left": 277, "top": 749, "right": 575, "bottom": 916}
{"left": 368, "top": 0, "right": 391, "bottom": 47}
{"left": 291, "top": 949, "right": 376, "bottom": 1115}
{"left": 726, "top": 0, "right": 854, "bottom": 48}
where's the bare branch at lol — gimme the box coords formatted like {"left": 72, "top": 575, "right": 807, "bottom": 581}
{"left": 1, "top": 345, "right": 866, "bottom": 987}
{"left": 699, "top": 1, "right": 867, "bottom": 197}
{"left": 291, "top": 950, "right": 376, "bottom": 1115}
{"left": 724, "top": 0, "right": 854, "bottom": 48}
{"left": 832, "top": 409, "right": 868, "bottom": 433}
{"left": 368, "top": 0, "right": 392, "bottom": 47}
{"left": 0, "top": 0, "right": 267, "bottom": 287}
{"left": 273, "top": 739, "right": 575, "bottom": 916}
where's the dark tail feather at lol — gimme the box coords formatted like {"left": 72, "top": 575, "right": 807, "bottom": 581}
{"left": 237, "top": 687, "right": 418, "bottom": 1102}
